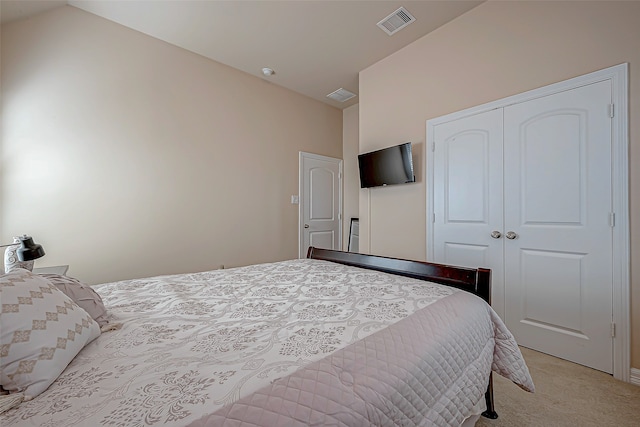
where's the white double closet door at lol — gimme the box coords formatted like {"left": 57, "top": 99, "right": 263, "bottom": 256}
{"left": 432, "top": 80, "right": 614, "bottom": 373}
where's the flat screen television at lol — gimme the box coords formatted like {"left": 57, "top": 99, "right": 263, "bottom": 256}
{"left": 358, "top": 142, "right": 415, "bottom": 188}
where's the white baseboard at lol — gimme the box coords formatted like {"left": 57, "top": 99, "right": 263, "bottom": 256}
{"left": 631, "top": 368, "right": 640, "bottom": 386}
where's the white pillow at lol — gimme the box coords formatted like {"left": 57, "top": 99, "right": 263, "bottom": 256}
{"left": 0, "top": 269, "right": 101, "bottom": 399}
{"left": 38, "top": 274, "right": 110, "bottom": 327}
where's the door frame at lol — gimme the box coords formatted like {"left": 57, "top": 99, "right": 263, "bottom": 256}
{"left": 426, "top": 63, "right": 630, "bottom": 382}
{"left": 298, "top": 152, "right": 343, "bottom": 258}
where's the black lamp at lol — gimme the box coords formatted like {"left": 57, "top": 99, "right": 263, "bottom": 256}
{"left": 0, "top": 235, "right": 46, "bottom": 261}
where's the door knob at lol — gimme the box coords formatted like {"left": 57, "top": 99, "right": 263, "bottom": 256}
{"left": 490, "top": 231, "right": 502, "bottom": 239}
{"left": 304, "top": 224, "right": 310, "bottom": 228}
{"left": 505, "top": 231, "right": 518, "bottom": 240}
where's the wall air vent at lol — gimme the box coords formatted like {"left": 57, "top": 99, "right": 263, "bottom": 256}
{"left": 326, "top": 88, "right": 357, "bottom": 102}
{"left": 377, "top": 7, "right": 416, "bottom": 36}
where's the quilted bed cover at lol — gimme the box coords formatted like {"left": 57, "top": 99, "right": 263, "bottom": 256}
{"left": 1, "top": 259, "right": 533, "bottom": 427}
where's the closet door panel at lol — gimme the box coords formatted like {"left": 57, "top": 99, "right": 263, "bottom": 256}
{"left": 503, "top": 80, "right": 613, "bottom": 373}
{"left": 519, "top": 113, "right": 583, "bottom": 224}
{"left": 433, "top": 109, "right": 504, "bottom": 315}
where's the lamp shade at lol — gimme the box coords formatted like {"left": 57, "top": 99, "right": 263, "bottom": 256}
{"left": 16, "top": 236, "right": 45, "bottom": 261}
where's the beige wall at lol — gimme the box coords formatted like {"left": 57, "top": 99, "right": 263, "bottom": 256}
{"left": 342, "top": 103, "right": 359, "bottom": 248}
{"left": 359, "top": 2, "right": 640, "bottom": 369}
{"left": 1, "top": 6, "right": 342, "bottom": 284}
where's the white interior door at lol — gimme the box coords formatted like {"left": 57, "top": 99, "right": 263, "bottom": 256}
{"left": 299, "top": 152, "right": 342, "bottom": 258}
{"left": 503, "top": 81, "right": 613, "bottom": 373}
{"left": 431, "top": 80, "right": 614, "bottom": 374}
{"left": 433, "top": 109, "right": 505, "bottom": 316}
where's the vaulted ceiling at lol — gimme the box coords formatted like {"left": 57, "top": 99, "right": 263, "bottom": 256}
{"left": 1, "top": 1, "right": 483, "bottom": 109}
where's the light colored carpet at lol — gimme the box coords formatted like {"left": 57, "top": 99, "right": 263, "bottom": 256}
{"left": 475, "top": 347, "right": 640, "bottom": 427}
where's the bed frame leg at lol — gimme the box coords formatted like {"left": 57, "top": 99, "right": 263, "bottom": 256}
{"left": 481, "top": 372, "right": 499, "bottom": 419}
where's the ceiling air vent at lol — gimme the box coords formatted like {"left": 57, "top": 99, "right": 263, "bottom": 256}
{"left": 377, "top": 7, "right": 416, "bottom": 36}
{"left": 326, "top": 88, "right": 357, "bottom": 103}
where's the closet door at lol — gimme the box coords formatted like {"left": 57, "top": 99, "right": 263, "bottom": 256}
{"left": 503, "top": 80, "right": 613, "bottom": 373}
{"left": 432, "top": 109, "right": 505, "bottom": 316}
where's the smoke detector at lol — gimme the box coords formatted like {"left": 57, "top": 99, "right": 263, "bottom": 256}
{"left": 326, "top": 88, "right": 357, "bottom": 102}
{"left": 261, "top": 67, "right": 275, "bottom": 76}
{"left": 377, "top": 7, "right": 416, "bottom": 36}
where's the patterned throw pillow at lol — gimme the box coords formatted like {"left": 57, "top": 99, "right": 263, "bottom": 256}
{"left": 0, "top": 269, "right": 101, "bottom": 399}
{"left": 38, "top": 274, "right": 110, "bottom": 327}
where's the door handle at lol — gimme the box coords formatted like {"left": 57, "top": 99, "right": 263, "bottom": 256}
{"left": 490, "top": 231, "right": 502, "bottom": 239}
{"left": 304, "top": 224, "right": 310, "bottom": 228}
{"left": 505, "top": 231, "right": 518, "bottom": 240}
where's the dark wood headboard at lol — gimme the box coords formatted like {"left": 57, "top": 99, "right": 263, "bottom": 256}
{"left": 306, "top": 247, "right": 492, "bottom": 305}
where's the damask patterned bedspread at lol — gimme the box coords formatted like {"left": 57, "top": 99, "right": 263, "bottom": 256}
{"left": 1, "top": 259, "right": 533, "bottom": 426}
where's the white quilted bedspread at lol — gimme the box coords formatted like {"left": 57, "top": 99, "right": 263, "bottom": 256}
{"left": 1, "top": 259, "right": 533, "bottom": 427}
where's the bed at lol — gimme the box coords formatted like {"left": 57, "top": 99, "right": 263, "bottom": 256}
{"left": 0, "top": 247, "right": 534, "bottom": 426}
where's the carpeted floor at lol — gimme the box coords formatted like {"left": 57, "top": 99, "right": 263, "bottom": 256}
{"left": 475, "top": 347, "right": 640, "bottom": 427}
